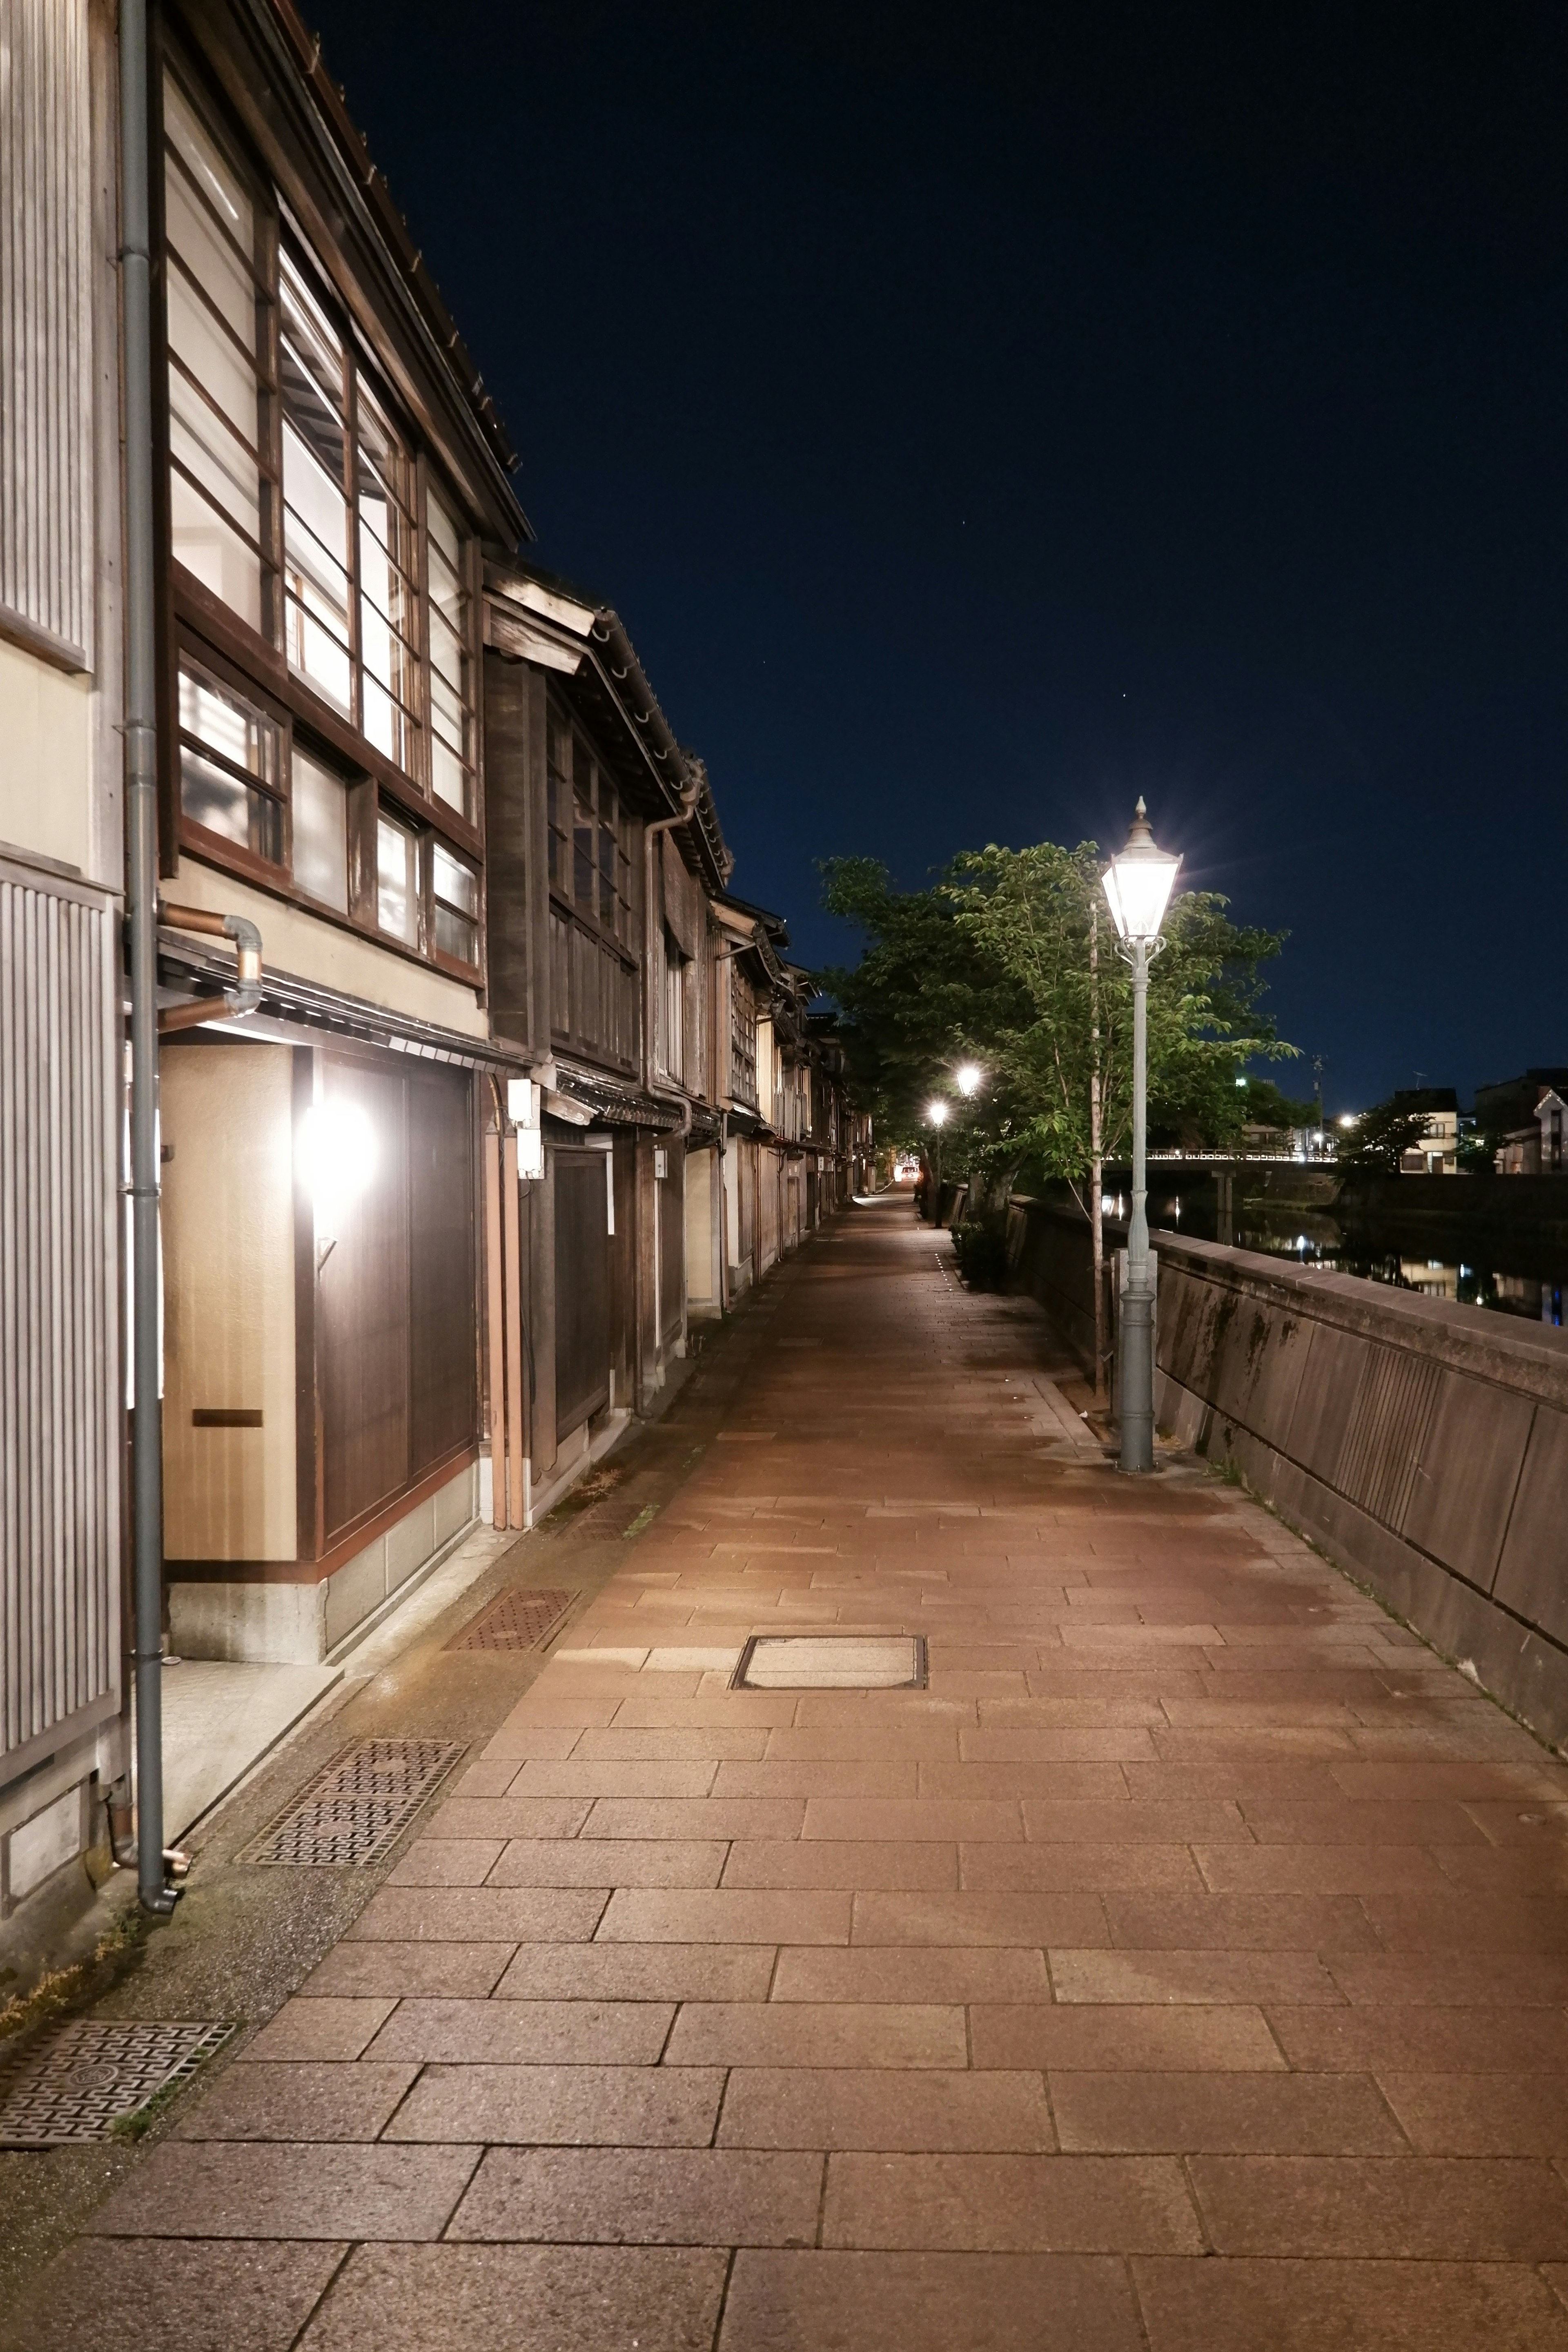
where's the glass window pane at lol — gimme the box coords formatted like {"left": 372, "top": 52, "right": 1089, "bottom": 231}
{"left": 432, "top": 842, "right": 478, "bottom": 963}
{"left": 432, "top": 842, "right": 477, "bottom": 917}
{"left": 177, "top": 661, "right": 281, "bottom": 862}
{"left": 425, "top": 487, "right": 470, "bottom": 815}
{"left": 598, "top": 792, "right": 616, "bottom": 927}
{"left": 546, "top": 717, "right": 568, "bottom": 889}
{"left": 434, "top": 902, "right": 477, "bottom": 963}
{"left": 292, "top": 751, "right": 349, "bottom": 911}
{"left": 162, "top": 78, "right": 254, "bottom": 369}
{"left": 376, "top": 815, "right": 417, "bottom": 944}
{"left": 427, "top": 485, "right": 461, "bottom": 575}
{"left": 163, "top": 73, "right": 262, "bottom": 628}
{"left": 179, "top": 662, "right": 275, "bottom": 780}
{"left": 280, "top": 257, "right": 352, "bottom": 712}
{"left": 179, "top": 747, "right": 282, "bottom": 861}
{"left": 572, "top": 739, "right": 595, "bottom": 909}
{"left": 431, "top": 736, "right": 466, "bottom": 813}
{"left": 168, "top": 464, "right": 261, "bottom": 632}
{"left": 357, "top": 392, "right": 421, "bottom": 774}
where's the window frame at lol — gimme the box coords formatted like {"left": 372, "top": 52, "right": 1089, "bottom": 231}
{"left": 152, "top": 34, "right": 487, "bottom": 982}
{"left": 545, "top": 697, "right": 635, "bottom": 951}
{"left": 172, "top": 625, "right": 483, "bottom": 980}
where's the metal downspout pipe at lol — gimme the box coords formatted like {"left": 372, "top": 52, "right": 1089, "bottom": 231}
{"left": 643, "top": 791, "right": 699, "bottom": 1388}
{"left": 120, "top": 0, "right": 177, "bottom": 1913}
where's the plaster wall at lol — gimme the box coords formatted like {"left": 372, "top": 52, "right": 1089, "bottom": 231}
{"left": 0, "top": 639, "right": 95, "bottom": 875}
{"left": 161, "top": 1040, "right": 297, "bottom": 1561}
{"left": 685, "top": 1146, "right": 717, "bottom": 1313}
{"left": 173, "top": 853, "right": 488, "bottom": 1040}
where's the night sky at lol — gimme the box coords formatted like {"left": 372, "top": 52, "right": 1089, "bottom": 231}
{"left": 306, "top": 1, "right": 1565, "bottom": 1112}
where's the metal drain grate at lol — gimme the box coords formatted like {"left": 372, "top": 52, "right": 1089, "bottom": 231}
{"left": 448, "top": 1586, "right": 577, "bottom": 1653}
{"left": 239, "top": 1737, "right": 464, "bottom": 1867}
{"left": 0, "top": 2019, "right": 232, "bottom": 2146}
{"left": 734, "top": 1635, "right": 928, "bottom": 1690}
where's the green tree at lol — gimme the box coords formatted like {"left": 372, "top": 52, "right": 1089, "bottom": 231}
{"left": 1336, "top": 1097, "right": 1436, "bottom": 1174}
{"left": 815, "top": 856, "right": 1027, "bottom": 1144}
{"left": 1234, "top": 1077, "right": 1319, "bottom": 1133}
{"left": 817, "top": 841, "right": 1294, "bottom": 1392}
{"left": 948, "top": 843, "right": 1292, "bottom": 1386}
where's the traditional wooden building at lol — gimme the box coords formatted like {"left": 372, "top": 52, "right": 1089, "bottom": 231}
{"left": 145, "top": 0, "right": 530, "bottom": 1661}
{"left": 480, "top": 562, "right": 734, "bottom": 1515}
{"left": 0, "top": 0, "right": 866, "bottom": 1940}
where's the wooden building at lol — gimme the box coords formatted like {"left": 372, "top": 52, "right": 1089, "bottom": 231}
{"left": 0, "top": 0, "right": 866, "bottom": 1935}
{"left": 481, "top": 563, "right": 733, "bottom": 1513}
{"left": 146, "top": 0, "right": 530, "bottom": 1661}
{"left": 479, "top": 565, "right": 862, "bottom": 1519}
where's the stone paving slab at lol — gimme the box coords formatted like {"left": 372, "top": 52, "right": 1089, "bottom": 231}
{"left": 14, "top": 1197, "right": 1568, "bottom": 2347}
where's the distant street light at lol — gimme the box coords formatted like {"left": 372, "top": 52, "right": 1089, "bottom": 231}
{"left": 1102, "top": 798, "right": 1181, "bottom": 1474}
{"left": 924, "top": 1097, "right": 950, "bottom": 1210}
{"left": 955, "top": 1063, "right": 982, "bottom": 1098}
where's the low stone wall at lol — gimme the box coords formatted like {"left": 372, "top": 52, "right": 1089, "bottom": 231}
{"left": 1007, "top": 1200, "right": 1568, "bottom": 1751}
{"left": 1006, "top": 1195, "right": 1107, "bottom": 1377}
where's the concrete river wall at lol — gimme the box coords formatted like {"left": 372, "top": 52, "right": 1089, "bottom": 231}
{"left": 1006, "top": 1199, "right": 1568, "bottom": 1752}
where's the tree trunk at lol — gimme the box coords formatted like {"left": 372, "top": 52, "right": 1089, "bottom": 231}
{"left": 1089, "top": 900, "right": 1106, "bottom": 1404}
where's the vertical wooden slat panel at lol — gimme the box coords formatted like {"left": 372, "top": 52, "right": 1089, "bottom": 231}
{"left": 0, "top": 0, "right": 93, "bottom": 665}
{"left": 0, "top": 858, "right": 120, "bottom": 1780}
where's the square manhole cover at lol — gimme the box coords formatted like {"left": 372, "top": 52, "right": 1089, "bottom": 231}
{"left": 0, "top": 2019, "right": 232, "bottom": 2147}
{"left": 238, "top": 1736, "right": 464, "bottom": 1867}
{"left": 733, "top": 1635, "right": 927, "bottom": 1689}
{"left": 448, "top": 1586, "right": 577, "bottom": 1653}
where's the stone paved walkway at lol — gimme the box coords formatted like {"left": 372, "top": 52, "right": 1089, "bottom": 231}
{"left": 13, "top": 1195, "right": 1568, "bottom": 2349}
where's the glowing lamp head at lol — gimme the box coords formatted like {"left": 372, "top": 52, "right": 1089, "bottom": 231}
{"left": 926, "top": 1099, "right": 950, "bottom": 1129}
{"left": 1102, "top": 798, "right": 1181, "bottom": 944}
{"left": 297, "top": 1098, "right": 379, "bottom": 1241}
{"left": 955, "top": 1063, "right": 982, "bottom": 1098}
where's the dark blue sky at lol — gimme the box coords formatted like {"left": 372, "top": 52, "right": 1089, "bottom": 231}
{"left": 310, "top": 1, "right": 1566, "bottom": 1111}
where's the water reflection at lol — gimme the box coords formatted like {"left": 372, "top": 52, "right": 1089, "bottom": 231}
{"left": 1147, "top": 1187, "right": 1568, "bottom": 1327}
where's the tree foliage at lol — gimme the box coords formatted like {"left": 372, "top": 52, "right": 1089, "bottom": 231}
{"left": 818, "top": 840, "right": 1296, "bottom": 1194}
{"left": 815, "top": 856, "right": 1027, "bottom": 1141}
{"left": 1334, "top": 1097, "right": 1436, "bottom": 1174}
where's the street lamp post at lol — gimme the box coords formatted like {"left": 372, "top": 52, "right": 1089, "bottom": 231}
{"left": 926, "top": 1098, "right": 949, "bottom": 1206}
{"left": 1102, "top": 799, "right": 1181, "bottom": 1474}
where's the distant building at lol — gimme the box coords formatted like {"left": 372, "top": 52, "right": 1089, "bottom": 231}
{"left": 1476, "top": 1071, "right": 1568, "bottom": 1175}
{"left": 1390, "top": 1088, "right": 1459, "bottom": 1175}
{"left": 1496, "top": 1089, "right": 1568, "bottom": 1176}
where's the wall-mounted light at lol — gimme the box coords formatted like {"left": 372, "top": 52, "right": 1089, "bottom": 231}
{"left": 297, "top": 1099, "right": 378, "bottom": 1268}
{"left": 508, "top": 1077, "right": 543, "bottom": 1180}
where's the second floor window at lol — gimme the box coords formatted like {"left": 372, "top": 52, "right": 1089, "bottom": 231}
{"left": 178, "top": 659, "right": 281, "bottom": 864}
{"left": 280, "top": 256, "right": 352, "bottom": 715}
{"left": 177, "top": 647, "right": 480, "bottom": 976}
{"left": 547, "top": 710, "right": 632, "bottom": 944}
{"left": 162, "top": 63, "right": 478, "bottom": 826}
{"left": 163, "top": 73, "right": 269, "bottom": 636}
{"left": 663, "top": 931, "right": 687, "bottom": 1084}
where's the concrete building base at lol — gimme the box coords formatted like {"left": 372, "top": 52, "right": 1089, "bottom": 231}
{"left": 167, "top": 1462, "right": 480, "bottom": 1666}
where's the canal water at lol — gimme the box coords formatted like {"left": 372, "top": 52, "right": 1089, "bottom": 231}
{"left": 1140, "top": 1180, "right": 1568, "bottom": 1330}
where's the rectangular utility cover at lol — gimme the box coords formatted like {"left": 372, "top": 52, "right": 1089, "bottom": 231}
{"left": 734, "top": 1635, "right": 926, "bottom": 1689}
